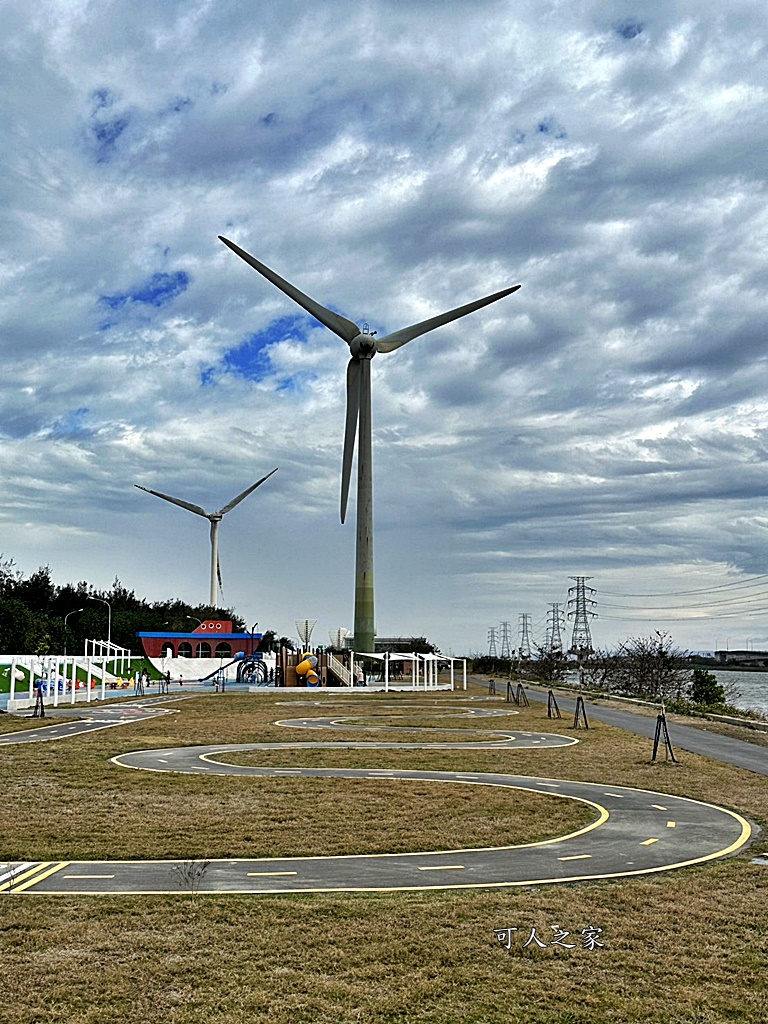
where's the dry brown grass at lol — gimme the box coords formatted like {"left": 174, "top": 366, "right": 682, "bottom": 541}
{"left": 1, "top": 688, "right": 767, "bottom": 1023}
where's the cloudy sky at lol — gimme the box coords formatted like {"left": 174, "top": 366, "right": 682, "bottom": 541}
{"left": 3, "top": 0, "right": 768, "bottom": 656}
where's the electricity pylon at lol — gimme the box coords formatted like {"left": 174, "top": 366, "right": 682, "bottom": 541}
{"left": 499, "top": 621, "right": 512, "bottom": 659}
{"left": 487, "top": 626, "right": 498, "bottom": 658}
{"left": 568, "top": 577, "right": 597, "bottom": 654}
{"left": 518, "top": 613, "right": 532, "bottom": 660}
{"left": 547, "top": 603, "right": 565, "bottom": 651}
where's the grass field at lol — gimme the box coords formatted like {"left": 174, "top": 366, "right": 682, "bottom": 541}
{"left": 1, "top": 686, "right": 766, "bottom": 1023}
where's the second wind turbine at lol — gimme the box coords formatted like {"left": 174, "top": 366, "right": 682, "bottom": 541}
{"left": 220, "top": 236, "right": 521, "bottom": 654}
{"left": 135, "top": 468, "right": 278, "bottom": 608}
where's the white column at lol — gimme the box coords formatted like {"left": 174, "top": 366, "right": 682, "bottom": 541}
{"left": 71, "top": 656, "right": 77, "bottom": 703}
{"left": 10, "top": 659, "right": 16, "bottom": 703}
{"left": 462, "top": 659, "right": 467, "bottom": 690}
{"left": 86, "top": 660, "right": 92, "bottom": 702}
{"left": 450, "top": 660, "right": 455, "bottom": 691}
{"left": 53, "top": 659, "right": 60, "bottom": 707}
{"left": 384, "top": 653, "right": 389, "bottom": 692}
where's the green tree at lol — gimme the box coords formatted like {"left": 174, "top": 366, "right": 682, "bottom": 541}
{"left": 690, "top": 668, "right": 726, "bottom": 707}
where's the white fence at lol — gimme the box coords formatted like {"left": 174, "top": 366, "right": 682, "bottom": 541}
{"left": 1, "top": 654, "right": 138, "bottom": 711}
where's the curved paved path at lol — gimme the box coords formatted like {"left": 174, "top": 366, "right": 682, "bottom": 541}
{"left": 2, "top": 704, "right": 752, "bottom": 895}
{"left": 0, "top": 696, "right": 186, "bottom": 745}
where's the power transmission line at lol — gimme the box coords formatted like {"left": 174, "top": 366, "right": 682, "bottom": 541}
{"left": 600, "top": 573, "right": 768, "bottom": 598}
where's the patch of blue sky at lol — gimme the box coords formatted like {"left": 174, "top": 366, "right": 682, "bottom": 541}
{"left": 47, "top": 408, "right": 91, "bottom": 440}
{"left": 100, "top": 271, "right": 190, "bottom": 313}
{"left": 616, "top": 19, "right": 644, "bottom": 40}
{"left": 536, "top": 116, "right": 566, "bottom": 140}
{"left": 90, "top": 114, "right": 130, "bottom": 162}
{"left": 165, "top": 96, "right": 193, "bottom": 115}
{"left": 223, "top": 314, "right": 312, "bottom": 382}
{"left": 91, "top": 87, "right": 116, "bottom": 111}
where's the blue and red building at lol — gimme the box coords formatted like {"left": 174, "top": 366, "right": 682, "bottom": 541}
{"left": 137, "top": 620, "right": 262, "bottom": 661}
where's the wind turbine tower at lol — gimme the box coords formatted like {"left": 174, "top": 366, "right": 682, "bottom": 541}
{"left": 220, "top": 236, "right": 521, "bottom": 655}
{"left": 135, "top": 468, "right": 278, "bottom": 607}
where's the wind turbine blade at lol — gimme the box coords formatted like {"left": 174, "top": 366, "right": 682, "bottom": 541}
{"left": 216, "top": 550, "right": 224, "bottom": 598}
{"left": 341, "top": 358, "right": 361, "bottom": 524}
{"left": 218, "top": 467, "right": 279, "bottom": 516}
{"left": 134, "top": 484, "right": 209, "bottom": 518}
{"left": 219, "top": 237, "right": 361, "bottom": 344}
{"left": 375, "top": 284, "right": 521, "bottom": 353}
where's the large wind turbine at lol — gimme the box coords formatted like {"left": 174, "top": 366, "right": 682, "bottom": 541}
{"left": 135, "top": 468, "right": 278, "bottom": 607}
{"left": 220, "top": 235, "right": 521, "bottom": 654}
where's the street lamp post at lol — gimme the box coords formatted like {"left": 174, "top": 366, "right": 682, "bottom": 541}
{"left": 63, "top": 608, "right": 84, "bottom": 658}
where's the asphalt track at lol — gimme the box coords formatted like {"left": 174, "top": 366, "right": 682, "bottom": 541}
{"left": 0, "top": 695, "right": 187, "bottom": 745}
{"left": 0, "top": 701, "right": 753, "bottom": 896}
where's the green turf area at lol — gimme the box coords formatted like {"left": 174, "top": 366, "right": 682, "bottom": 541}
{"left": 1, "top": 687, "right": 766, "bottom": 1023}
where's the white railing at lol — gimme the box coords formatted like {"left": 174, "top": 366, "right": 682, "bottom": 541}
{"left": 1, "top": 654, "right": 135, "bottom": 710}
{"left": 84, "top": 638, "right": 131, "bottom": 676}
{"left": 326, "top": 653, "right": 351, "bottom": 686}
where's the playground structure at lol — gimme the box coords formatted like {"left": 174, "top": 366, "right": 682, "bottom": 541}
{"left": 1, "top": 642, "right": 134, "bottom": 711}
{"left": 272, "top": 646, "right": 467, "bottom": 690}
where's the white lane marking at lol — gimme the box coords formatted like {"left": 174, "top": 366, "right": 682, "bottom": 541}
{"left": 247, "top": 871, "right": 298, "bottom": 877}
{"left": 537, "top": 782, "right": 560, "bottom": 788}
{"left": 0, "top": 863, "right": 34, "bottom": 886}
{"left": 64, "top": 874, "right": 115, "bottom": 879}
{"left": 558, "top": 854, "right": 592, "bottom": 862}
{"left": 651, "top": 804, "right": 667, "bottom": 811}
{"left": 157, "top": 758, "right": 168, "bottom": 763}
{"left": 417, "top": 865, "right": 464, "bottom": 871}
{"left": 604, "top": 792, "right": 625, "bottom": 798}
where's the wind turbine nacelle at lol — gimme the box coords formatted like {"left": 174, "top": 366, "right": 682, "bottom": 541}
{"left": 350, "top": 334, "right": 376, "bottom": 359}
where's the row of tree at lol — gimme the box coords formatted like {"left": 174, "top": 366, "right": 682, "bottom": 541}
{"left": 0, "top": 557, "right": 258, "bottom": 656}
{"left": 472, "top": 631, "right": 730, "bottom": 709}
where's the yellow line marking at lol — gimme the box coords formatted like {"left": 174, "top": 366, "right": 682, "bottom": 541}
{"left": 641, "top": 838, "right": 659, "bottom": 846}
{"left": 667, "top": 821, "right": 676, "bottom": 829}
{"left": 12, "top": 861, "right": 70, "bottom": 892}
{"left": 0, "top": 862, "right": 53, "bottom": 892}
{"left": 558, "top": 854, "right": 592, "bottom": 861}
{"left": 417, "top": 865, "right": 464, "bottom": 871}
{"left": 246, "top": 871, "right": 297, "bottom": 877}
{"left": 652, "top": 804, "right": 667, "bottom": 810}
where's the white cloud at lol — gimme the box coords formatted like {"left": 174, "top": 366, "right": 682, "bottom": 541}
{"left": 2, "top": 0, "right": 768, "bottom": 655}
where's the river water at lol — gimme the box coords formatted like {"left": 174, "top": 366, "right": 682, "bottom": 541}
{"left": 712, "top": 670, "right": 768, "bottom": 717}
